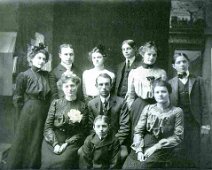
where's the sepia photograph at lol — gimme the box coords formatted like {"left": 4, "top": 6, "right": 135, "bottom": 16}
{"left": 0, "top": 0, "right": 211, "bottom": 169}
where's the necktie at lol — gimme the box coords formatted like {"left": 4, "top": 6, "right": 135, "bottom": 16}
{"left": 178, "top": 72, "right": 187, "bottom": 79}
{"left": 126, "top": 60, "right": 130, "bottom": 69}
{"left": 102, "top": 100, "right": 108, "bottom": 115}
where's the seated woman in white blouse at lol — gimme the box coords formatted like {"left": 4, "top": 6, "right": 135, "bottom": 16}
{"left": 82, "top": 45, "right": 115, "bottom": 102}
{"left": 126, "top": 41, "right": 167, "bottom": 137}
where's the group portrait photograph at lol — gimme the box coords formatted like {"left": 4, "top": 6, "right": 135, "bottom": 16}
{"left": 0, "top": 0, "right": 212, "bottom": 169}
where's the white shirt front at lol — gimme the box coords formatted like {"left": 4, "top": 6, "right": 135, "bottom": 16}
{"left": 100, "top": 95, "right": 110, "bottom": 104}
{"left": 82, "top": 68, "right": 115, "bottom": 97}
{"left": 126, "top": 56, "right": 135, "bottom": 67}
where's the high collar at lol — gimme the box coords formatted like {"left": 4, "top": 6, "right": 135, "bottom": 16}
{"left": 61, "top": 62, "right": 73, "bottom": 70}
{"left": 31, "top": 66, "right": 41, "bottom": 72}
{"left": 64, "top": 96, "right": 77, "bottom": 102}
{"left": 141, "top": 61, "right": 154, "bottom": 69}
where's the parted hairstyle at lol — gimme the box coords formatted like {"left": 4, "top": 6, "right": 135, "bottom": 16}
{"left": 172, "top": 52, "right": 190, "bottom": 64}
{"left": 95, "top": 73, "right": 112, "bottom": 86}
{"left": 27, "top": 43, "right": 49, "bottom": 66}
{"left": 139, "top": 41, "right": 157, "bottom": 57}
{"left": 59, "top": 43, "right": 74, "bottom": 54}
{"left": 93, "top": 115, "right": 111, "bottom": 127}
{"left": 121, "top": 39, "right": 136, "bottom": 49}
{"left": 57, "top": 71, "right": 81, "bottom": 90}
{"left": 88, "top": 44, "right": 106, "bottom": 62}
{"left": 153, "top": 79, "right": 172, "bottom": 94}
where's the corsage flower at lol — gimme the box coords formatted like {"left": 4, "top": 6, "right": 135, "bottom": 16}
{"left": 67, "top": 109, "right": 83, "bottom": 123}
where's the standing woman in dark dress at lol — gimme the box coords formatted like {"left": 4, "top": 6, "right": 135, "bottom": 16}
{"left": 7, "top": 43, "right": 51, "bottom": 169}
{"left": 41, "top": 72, "right": 88, "bottom": 169}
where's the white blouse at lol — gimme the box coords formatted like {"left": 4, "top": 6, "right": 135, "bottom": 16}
{"left": 82, "top": 68, "right": 115, "bottom": 97}
{"left": 126, "top": 66, "right": 167, "bottom": 108}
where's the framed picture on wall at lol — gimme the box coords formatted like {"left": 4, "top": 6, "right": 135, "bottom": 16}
{"left": 170, "top": 0, "right": 205, "bottom": 30}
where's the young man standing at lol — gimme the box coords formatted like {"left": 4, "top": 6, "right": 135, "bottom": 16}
{"left": 114, "top": 40, "right": 141, "bottom": 98}
{"left": 49, "top": 44, "right": 82, "bottom": 100}
{"left": 169, "top": 53, "right": 210, "bottom": 168}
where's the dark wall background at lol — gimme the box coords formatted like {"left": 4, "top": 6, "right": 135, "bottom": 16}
{"left": 14, "top": 2, "right": 54, "bottom": 74}
{"left": 0, "top": 2, "right": 54, "bottom": 142}
{"left": 0, "top": 0, "right": 171, "bottom": 141}
{"left": 52, "top": 0, "right": 171, "bottom": 72}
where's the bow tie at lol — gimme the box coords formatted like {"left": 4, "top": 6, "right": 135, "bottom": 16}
{"left": 178, "top": 72, "right": 187, "bottom": 79}
{"left": 146, "top": 76, "right": 155, "bottom": 81}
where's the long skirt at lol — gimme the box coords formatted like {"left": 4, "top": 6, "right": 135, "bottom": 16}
{"left": 41, "top": 140, "right": 80, "bottom": 169}
{"left": 7, "top": 99, "right": 49, "bottom": 169}
{"left": 123, "top": 134, "right": 180, "bottom": 169}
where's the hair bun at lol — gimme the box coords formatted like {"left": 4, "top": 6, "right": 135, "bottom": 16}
{"left": 38, "top": 43, "right": 46, "bottom": 49}
{"left": 31, "top": 43, "right": 46, "bottom": 53}
{"left": 96, "top": 44, "right": 105, "bottom": 52}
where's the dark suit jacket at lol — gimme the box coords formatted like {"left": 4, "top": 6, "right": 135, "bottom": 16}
{"left": 114, "top": 56, "right": 141, "bottom": 96}
{"left": 169, "top": 75, "right": 209, "bottom": 126}
{"left": 79, "top": 133, "right": 120, "bottom": 169}
{"left": 88, "top": 95, "right": 130, "bottom": 145}
{"left": 49, "top": 63, "right": 83, "bottom": 101}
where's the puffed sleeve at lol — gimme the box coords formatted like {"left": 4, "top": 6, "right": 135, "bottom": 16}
{"left": 80, "top": 103, "right": 89, "bottom": 131}
{"left": 44, "top": 99, "right": 59, "bottom": 147}
{"left": 82, "top": 70, "right": 88, "bottom": 98}
{"left": 79, "top": 135, "right": 94, "bottom": 169}
{"left": 49, "top": 71, "right": 59, "bottom": 101}
{"left": 155, "top": 107, "right": 184, "bottom": 149}
{"left": 115, "top": 100, "right": 130, "bottom": 145}
{"left": 160, "top": 69, "right": 167, "bottom": 81}
{"left": 13, "top": 72, "right": 27, "bottom": 110}
{"left": 132, "top": 105, "right": 149, "bottom": 152}
{"left": 126, "top": 69, "right": 136, "bottom": 109}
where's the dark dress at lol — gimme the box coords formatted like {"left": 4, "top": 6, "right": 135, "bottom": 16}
{"left": 41, "top": 98, "right": 88, "bottom": 169}
{"left": 7, "top": 67, "right": 51, "bottom": 169}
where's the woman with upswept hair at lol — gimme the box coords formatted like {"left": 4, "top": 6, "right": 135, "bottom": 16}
{"left": 7, "top": 43, "right": 51, "bottom": 169}
{"left": 82, "top": 44, "right": 115, "bottom": 103}
{"left": 41, "top": 72, "right": 88, "bottom": 169}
